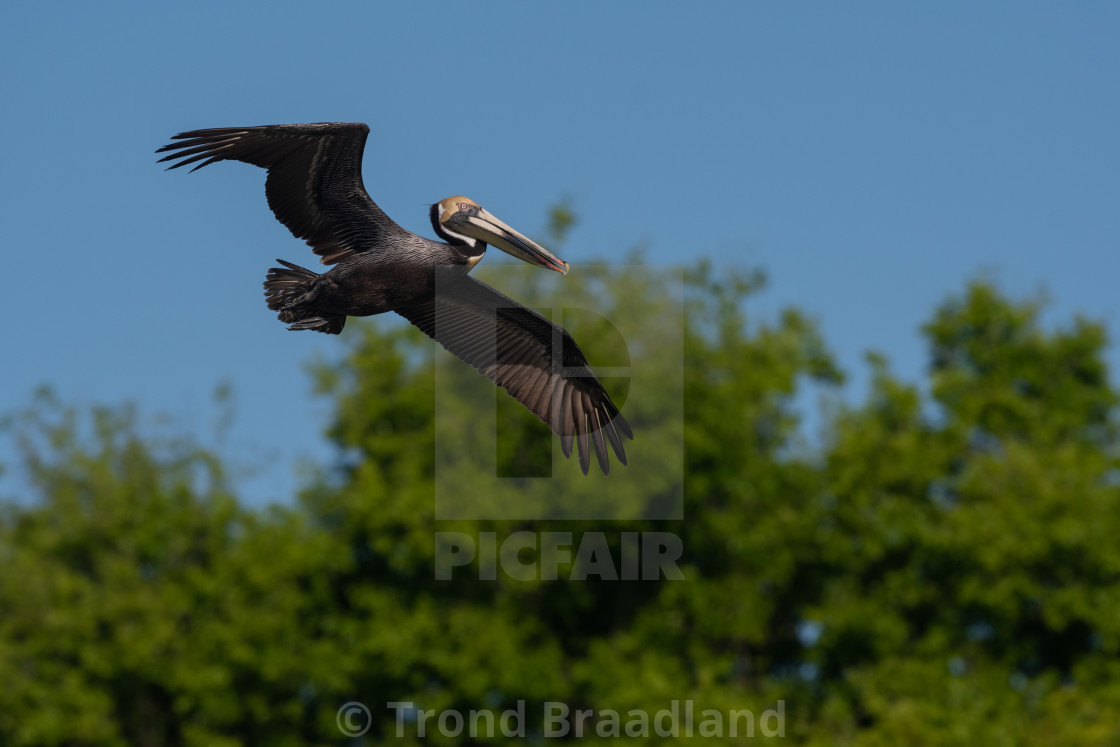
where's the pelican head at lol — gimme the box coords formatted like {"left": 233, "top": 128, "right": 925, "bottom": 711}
{"left": 431, "top": 196, "right": 569, "bottom": 275}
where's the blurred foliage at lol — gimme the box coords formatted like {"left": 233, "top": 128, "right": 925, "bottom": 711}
{"left": 1, "top": 231, "right": 1119, "bottom": 744}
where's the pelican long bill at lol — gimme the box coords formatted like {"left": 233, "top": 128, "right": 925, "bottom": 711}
{"left": 448, "top": 206, "right": 569, "bottom": 275}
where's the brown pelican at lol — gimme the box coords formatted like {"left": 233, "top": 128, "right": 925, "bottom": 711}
{"left": 157, "top": 122, "right": 630, "bottom": 475}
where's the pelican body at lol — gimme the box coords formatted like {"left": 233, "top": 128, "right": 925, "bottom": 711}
{"left": 157, "top": 122, "right": 631, "bottom": 474}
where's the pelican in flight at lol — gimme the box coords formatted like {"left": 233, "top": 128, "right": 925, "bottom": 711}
{"left": 157, "top": 122, "right": 630, "bottom": 474}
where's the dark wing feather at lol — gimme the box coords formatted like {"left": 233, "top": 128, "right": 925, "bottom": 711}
{"left": 157, "top": 122, "right": 405, "bottom": 265}
{"left": 396, "top": 272, "right": 632, "bottom": 475}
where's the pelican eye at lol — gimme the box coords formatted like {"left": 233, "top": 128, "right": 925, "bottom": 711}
{"left": 459, "top": 202, "right": 471, "bottom": 212}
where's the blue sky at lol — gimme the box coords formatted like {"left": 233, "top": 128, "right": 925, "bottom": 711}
{"left": 2, "top": 3, "right": 1118, "bottom": 503}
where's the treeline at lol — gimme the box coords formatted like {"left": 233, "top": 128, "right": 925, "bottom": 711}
{"left": 1, "top": 254, "right": 1118, "bottom": 745}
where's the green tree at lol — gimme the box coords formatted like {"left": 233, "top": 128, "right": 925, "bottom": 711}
{"left": 0, "top": 392, "right": 344, "bottom": 746}
{"left": 297, "top": 255, "right": 842, "bottom": 743}
{"left": 799, "top": 282, "right": 1120, "bottom": 745}
{"left": 1, "top": 231, "right": 1119, "bottom": 745}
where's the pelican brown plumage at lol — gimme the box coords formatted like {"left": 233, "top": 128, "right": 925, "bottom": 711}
{"left": 157, "top": 122, "right": 631, "bottom": 475}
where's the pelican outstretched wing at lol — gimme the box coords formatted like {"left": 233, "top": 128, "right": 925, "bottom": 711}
{"left": 158, "top": 122, "right": 405, "bottom": 265}
{"left": 397, "top": 272, "right": 632, "bottom": 475}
